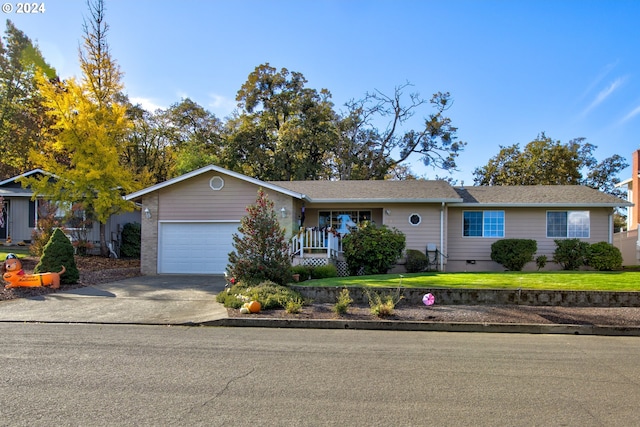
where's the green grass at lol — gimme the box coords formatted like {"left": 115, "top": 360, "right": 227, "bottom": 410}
{"left": 302, "top": 271, "right": 640, "bottom": 292}
{"left": 0, "top": 247, "right": 31, "bottom": 259}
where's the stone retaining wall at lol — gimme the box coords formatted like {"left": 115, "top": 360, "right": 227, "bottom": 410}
{"left": 291, "top": 286, "right": 640, "bottom": 307}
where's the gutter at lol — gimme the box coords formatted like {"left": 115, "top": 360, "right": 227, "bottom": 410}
{"left": 453, "top": 203, "right": 633, "bottom": 208}
{"left": 307, "top": 198, "right": 464, "bottom": 204}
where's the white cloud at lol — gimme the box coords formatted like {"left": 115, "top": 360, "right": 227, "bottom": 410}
{"left": 207, "top": 93, "right": 236, "bottom": 118}
{"left": 581, "top": 77, "right": 626, "bottom": 117}
{"left": 129, "top": 96, "right": 165, "bottom": 112}
{"left": 619, "top": 104, "right": 640, "bottom": 124}
{"left": 578, "top": 61, "right": 619, "bottom": 102}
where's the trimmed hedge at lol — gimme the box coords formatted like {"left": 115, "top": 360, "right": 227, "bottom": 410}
{"left": 490, "top": 239, "right": 537, "bottom": 271}
{"left": 342, "top": 224, "right": 406, "bottom": 275}
{"left": 553, "top": 239, "right": 590, "bottom": 270}
{"left": 587, "top": 242, "right": 623, "bottom": 271}
{"left": 405, "top": 249, "right": 428, "bottom": 273}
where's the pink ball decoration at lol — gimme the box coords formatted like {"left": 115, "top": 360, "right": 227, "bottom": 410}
{"left": 422, "top": 293, "right": 435, "bottom": 306}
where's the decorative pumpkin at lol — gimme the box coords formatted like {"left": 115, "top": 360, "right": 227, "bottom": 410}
{"left": 239, "top": 306, "right": 250, "bottom": 314}
{"left": 247, "top": 300, "right": 261, "bottom": 313}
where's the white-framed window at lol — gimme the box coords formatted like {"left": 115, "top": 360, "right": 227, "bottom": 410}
{"left": 546, "top": 211, "right": 590, "bottom": 238}
{"left": 53, "top": 202, "right": 92, "bottom": 230}
{"left": 463, "top": 210, "right": 504, "bottom": 237}
{"left": 318, "top": 210, "right": 372, "bottom": 229}
{"left": 408, "top": 213, "right": 422, "bottom": 226}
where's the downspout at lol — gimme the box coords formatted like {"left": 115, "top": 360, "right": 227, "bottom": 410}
{"left": 608, "top": 210, "right": 613, "bottom": 244}
{"left": 440, "top": 202, "right": 445, "bottom": 271}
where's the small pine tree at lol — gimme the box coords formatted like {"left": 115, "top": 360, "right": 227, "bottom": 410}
{"left": 227, "top": 189, "right": 292, "bottom": 285}
{"left": 34, "top": 228, "right": 79, "bottom": 284}
{"left": 120, "top": 222, "right": 141, "bottom": 258}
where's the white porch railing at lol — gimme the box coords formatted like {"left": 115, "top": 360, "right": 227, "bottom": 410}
{"left": 289, "top": 228, "right": 341, "bottom": 259}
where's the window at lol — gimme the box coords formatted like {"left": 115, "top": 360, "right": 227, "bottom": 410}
{"left": 51, "top": 201, "right": 93, "bottom": 231}
{"left": 463, "top": 211, "right": 504, "bottom": 237}
{"left": 409, "top": 213, "right": 422, "bottom": 226}
{"left": 318, "top": 210, "right": 372, "bottom": 230}
{"left": 547, "top": 211, "right": 589, "bottom": 238}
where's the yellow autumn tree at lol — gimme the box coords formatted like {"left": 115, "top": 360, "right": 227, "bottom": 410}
{"left": 23, "top": 0, "right": 142, "bottom": 256}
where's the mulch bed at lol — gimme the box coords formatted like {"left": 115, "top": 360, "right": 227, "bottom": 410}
{"left": 227, "top": 301, "right": 640, "bottom": 326}
{"left": 0, "top": 255, "right": 141, "bottom": 302}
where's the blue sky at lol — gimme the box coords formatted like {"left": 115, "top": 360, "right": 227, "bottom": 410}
{"left": 7, "top": 0, "right": 640, "bottom": 185}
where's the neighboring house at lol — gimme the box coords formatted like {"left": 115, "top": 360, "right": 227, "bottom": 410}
{"left": 0, "top": 169, "right": 140, "bottom": 254}
{"left": 124, "top": 164, "right": 630, "bottom": 275}
{"left": 614, "top": 149, "right": 640, "bottom": 265}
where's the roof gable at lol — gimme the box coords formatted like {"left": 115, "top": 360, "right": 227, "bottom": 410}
{"left": 0, "top": 169, "right": 51, "bottom": 197}
{"left": 124, "top": 165, "right": 306, "bottom": 201}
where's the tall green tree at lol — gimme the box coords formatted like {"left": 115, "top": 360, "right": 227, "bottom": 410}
{"left": 0, "top": 20, "right": 56, "bottom": 178}
{"left": 23, "top": 0, "right": 140, "bottom": 256}
{"left": 159, "top": 98, "right": 224, "bottom": 176}
{"left": 224, "top": 63, "right": 337, "bottom": 180}
{"left": 473, "top": 133, "right": 628, "bottom": 196}
{"left": 334, "top": 84, "right": 466, "bottom": 180}
{"left": 122, "top": 102, "right": 174, "bottom": 185}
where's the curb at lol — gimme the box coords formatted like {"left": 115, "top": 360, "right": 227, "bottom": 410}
{"left": 202, "top": 318, "right": 640, "bottom": 336}
{"left": 4, "top": 318, "right": 639, "bottom": 336}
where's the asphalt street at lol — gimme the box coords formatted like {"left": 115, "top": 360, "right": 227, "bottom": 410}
{"left": 2, "top": 324, "right": 639, "bottom": 426}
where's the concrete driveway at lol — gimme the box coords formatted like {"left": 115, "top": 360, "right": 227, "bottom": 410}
{"left": 0, "top": 275, "right": 229, "bottom": 325}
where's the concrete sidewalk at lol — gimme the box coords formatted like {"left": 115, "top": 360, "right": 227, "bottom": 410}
{"left": 0, "top": 275, "right": 229, "bottom": 325}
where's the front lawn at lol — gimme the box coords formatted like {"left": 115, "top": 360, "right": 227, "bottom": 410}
{"left": 301, "top": 271, "right": 640, "bottom": 292}
{"left": 0, "top": 247, "right": 30, "bottom": 259}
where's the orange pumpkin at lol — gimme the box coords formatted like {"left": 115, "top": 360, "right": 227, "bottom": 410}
{"left": 247, "top": 300, "right": 261, "bottom": 313}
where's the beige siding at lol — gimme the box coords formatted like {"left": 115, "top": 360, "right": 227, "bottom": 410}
{"left": 382, "top": 204, "right": 443, "bottom": 254}
{"left": 447, "top": 207, "right": 615, "bottom": 272}
{"left": 158, "top": 172, "right": 262, "bottom": 220}
{"left": 156, "top": 172, "right": 295, "bottom": 233}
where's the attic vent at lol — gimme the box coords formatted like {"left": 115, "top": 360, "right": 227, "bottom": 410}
{"left": 210, "top": 176, "right": 224, "bottom": 191}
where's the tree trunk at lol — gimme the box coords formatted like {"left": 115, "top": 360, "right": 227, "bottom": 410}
{"left": 99, "top": 222, "right": 108, "bottom": 257}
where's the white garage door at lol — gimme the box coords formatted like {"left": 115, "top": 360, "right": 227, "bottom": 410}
{"left": 158, "top": 222, "right": 238, "bottom": 274}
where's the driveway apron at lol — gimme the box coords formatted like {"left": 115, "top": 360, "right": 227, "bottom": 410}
{"left": 0, "top": 275, "right": 228, "bottom": 325}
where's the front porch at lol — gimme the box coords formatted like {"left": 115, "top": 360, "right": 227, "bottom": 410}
{"left": 289, "top": 228, "right": 344, "bottom": 262}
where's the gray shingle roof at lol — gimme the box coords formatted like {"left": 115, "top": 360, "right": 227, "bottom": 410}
{"left": 269, "top": 180, "right": 462, "bottom": 202}
{"left": 455, "top": 185, "right": 632, "bottom": 207}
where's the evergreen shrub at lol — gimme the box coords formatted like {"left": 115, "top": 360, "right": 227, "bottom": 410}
{"left": 342, "top": 224, "right": 406, "bottom": 276}
{"left": 34, "top": 228, "right": 79, "bottom": 284}
{"left": 553, "top": 239, "right": 590, "bottom": 270}
{"left": 490, "top": 239, "right": 537, "bottom": 271}
{"left": 405, "top": 249, "right": 428, "bottom": 273}
{"left": 227, "top": 189, "right": 292, "bottom": 285}
{"left": 310, "top": 264, "right": 337, "bottom": 279}
{"left": 120, "top": 222, "right": 141, "bottom": 258}
{"left": 587, "top": 242, "right": 623, "bottom": 271}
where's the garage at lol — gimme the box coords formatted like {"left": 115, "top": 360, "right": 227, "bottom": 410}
{"left": 158, "top": 222, "right": 239, "bottom": 274}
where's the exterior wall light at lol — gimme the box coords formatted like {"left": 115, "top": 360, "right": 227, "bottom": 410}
{"left": 144, "top": 207, "right": 151, "bottom": 219}
{"left": 280, "top": 207, "right": 287, "bottom": 218}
